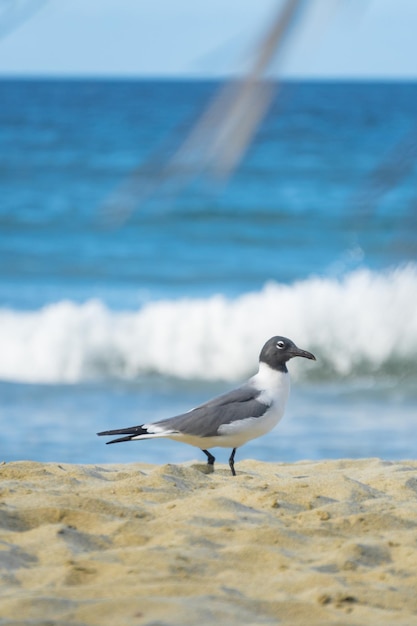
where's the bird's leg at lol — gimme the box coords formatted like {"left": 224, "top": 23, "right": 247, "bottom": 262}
{"left": 202, "top": 449, "right": 215, "bottom": 469}
{"left": 229, "top": 448, "right": 237, "bottom": 476}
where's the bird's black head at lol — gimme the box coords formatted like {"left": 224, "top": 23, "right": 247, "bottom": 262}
{"left": 259, "top": 336, "right": 316, "bottom": 372}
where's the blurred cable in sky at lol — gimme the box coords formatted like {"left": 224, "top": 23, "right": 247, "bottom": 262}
{"left": 103, "top": 0, "right": 346, "bottom": 224}
{"left": 0, "top": 0, "right": 47, "bottom": 39}
{"left": 171, "top": 0, "right": 307, "bottom": 180}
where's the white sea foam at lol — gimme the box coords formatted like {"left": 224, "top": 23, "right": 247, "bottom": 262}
{"left": 1, "top": 265, "right": 416, "bottom": 384}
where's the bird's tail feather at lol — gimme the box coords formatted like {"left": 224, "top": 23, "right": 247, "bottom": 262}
{"left": 97, "top": 424, "right": 148, "bottom": 445}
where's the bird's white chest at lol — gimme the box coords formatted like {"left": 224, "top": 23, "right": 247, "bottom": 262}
{"left": 216, "top": 364, "right": 291, "bottom": 447}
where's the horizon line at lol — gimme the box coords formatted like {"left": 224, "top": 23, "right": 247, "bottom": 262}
{"left": 1, "top": 73, "right": 417, "bottom": 83}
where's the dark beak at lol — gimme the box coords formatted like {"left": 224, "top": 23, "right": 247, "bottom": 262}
{"left": 292, "top": 346, "right": 316, "bottom": 361}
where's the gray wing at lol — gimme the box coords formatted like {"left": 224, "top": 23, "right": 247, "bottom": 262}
{"left": 155, "top": 384, "right": 270, "bottom": 438}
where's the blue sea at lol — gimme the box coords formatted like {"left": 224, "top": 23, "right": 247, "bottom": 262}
{"left": 0, "top": 79, "right": 416, "bottom": 467}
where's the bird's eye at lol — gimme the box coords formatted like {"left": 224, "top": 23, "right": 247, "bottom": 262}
{"left": 277, "top": 341, "right": 285, "bottom": 349}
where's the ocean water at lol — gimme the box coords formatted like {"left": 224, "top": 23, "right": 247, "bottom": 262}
{"left": 1, "top": 79, "right": 416, "bottom": 466}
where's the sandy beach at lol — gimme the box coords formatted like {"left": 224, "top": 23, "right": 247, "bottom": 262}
{"left": 1, "top": 458, "right": 417, "bottom": 625}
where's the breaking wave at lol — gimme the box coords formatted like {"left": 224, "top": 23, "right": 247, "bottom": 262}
{"left": 1, "top": 265, "right": 416, "bottom": 384}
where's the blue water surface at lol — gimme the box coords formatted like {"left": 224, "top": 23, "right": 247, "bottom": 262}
{"left": 0, "top": 79, "right": 416, "bottom": 464}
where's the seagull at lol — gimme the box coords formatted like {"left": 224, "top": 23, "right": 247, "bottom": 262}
{"left": 97, "top": 336, "right": 316, "bottom": 475}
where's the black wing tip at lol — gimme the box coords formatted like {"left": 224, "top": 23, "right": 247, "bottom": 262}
{"left": 97, "top": 425, "right": 149, "bottom": 445}
{"left": 97, "top": 425, "right": 147, "bottom": 437}
{"left": 105, "top": 435, "right": 135, "bottom": 445}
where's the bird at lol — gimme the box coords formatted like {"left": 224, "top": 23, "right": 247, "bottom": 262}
{"left": 97, "top": 336, "right": 316, "bottom": 475}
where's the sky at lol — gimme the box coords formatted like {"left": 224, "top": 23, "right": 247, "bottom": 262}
{"left": 0, "top": 0, "right": 417, "bottom": 79}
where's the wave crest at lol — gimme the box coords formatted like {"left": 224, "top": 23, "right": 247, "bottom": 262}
{"left": 1, "top": 265, "right": 416, "bottom": 383}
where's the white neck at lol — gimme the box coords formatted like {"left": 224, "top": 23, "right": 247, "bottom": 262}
{"left": 251, "top": 361, "right": 291, "bottom": 407}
